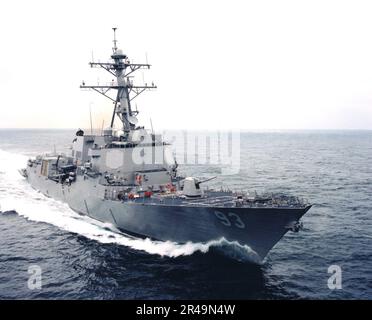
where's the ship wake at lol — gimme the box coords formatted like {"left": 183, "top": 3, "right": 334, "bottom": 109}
{"left": 0, "top": 149, "right": 260, "bottom": 264}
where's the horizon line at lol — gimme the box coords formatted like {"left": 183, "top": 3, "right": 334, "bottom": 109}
{"left": 1, "top": 127, "right": 372, "bottom": 132}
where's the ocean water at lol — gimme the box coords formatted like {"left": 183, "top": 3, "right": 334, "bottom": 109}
{"left": 0, "top": 129, "right": 371, "bottom": 299}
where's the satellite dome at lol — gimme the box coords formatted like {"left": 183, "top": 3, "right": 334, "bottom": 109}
{"left": 111, "top": 49, "right": 126, "bottom": 59}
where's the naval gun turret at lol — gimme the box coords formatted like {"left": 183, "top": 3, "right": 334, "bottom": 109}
{"left": 182, "top": 176, "right": 216, "bottom": 197}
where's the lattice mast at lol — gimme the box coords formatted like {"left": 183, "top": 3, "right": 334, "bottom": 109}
{"left": 80, "top": 28, "right": 156, "bottom": 137}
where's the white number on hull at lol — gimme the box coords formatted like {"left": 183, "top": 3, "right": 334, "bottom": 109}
{"left": 228, "top": 212, "right": 245, "bottom": 229}
{"left": 214, "top": 211, "right": 231, "bottom": 226}
{"left": 214, "top": 211, "right": 245, "bottom": 229}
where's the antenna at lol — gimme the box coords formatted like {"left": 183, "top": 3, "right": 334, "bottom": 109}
{"left": 89, "top": 104, "right": 93, "bottom": 135}
{"left": 101, "top": 119, "right": 105, "bottom": 135}
{"left": 150, "top": 118, "right": 154, "bottom": 134}
{"left": 112, "top": 27, "right": 118, "bottom": 52}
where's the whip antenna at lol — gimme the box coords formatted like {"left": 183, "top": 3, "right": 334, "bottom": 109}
{"left": 112, "top": 27, "right": 118, "bottom": 52}
{"left": 89, "top": 104, "right": 93, "bottom": 135}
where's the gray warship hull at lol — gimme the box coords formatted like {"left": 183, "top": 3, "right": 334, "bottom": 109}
{"left": 25, "top": 167, "right": 310, "bottom": 263}
{"left": 21, "top": 29, "right": 312, "bottom": 264}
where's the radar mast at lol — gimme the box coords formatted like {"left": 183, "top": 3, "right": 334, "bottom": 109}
{"left": 80, "top": 28, "right": 156, "bottom": 139}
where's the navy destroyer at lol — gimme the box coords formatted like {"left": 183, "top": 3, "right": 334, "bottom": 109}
{"left": 21, "top": 29, "right": 311, "bottom": 263}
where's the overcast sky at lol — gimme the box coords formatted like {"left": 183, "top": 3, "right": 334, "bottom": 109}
{"left": 1, "top": 0, "right": 372, "bottom": 130}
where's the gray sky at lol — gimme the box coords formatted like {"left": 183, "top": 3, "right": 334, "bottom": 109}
{"left": 1, "top": 0, "right": 372, "bottom": 130}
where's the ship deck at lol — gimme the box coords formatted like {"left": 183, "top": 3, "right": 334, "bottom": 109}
{"left": 122, "top": 190, "right": 309, "bottom": 209}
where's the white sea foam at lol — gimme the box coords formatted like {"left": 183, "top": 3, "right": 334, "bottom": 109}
{"left": 0, "top": 149, "right": 260, "bottom": 263}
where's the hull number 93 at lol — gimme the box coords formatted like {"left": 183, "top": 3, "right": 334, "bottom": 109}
{"left": 214, "top": 211, "right": 245, "bottom": 229}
